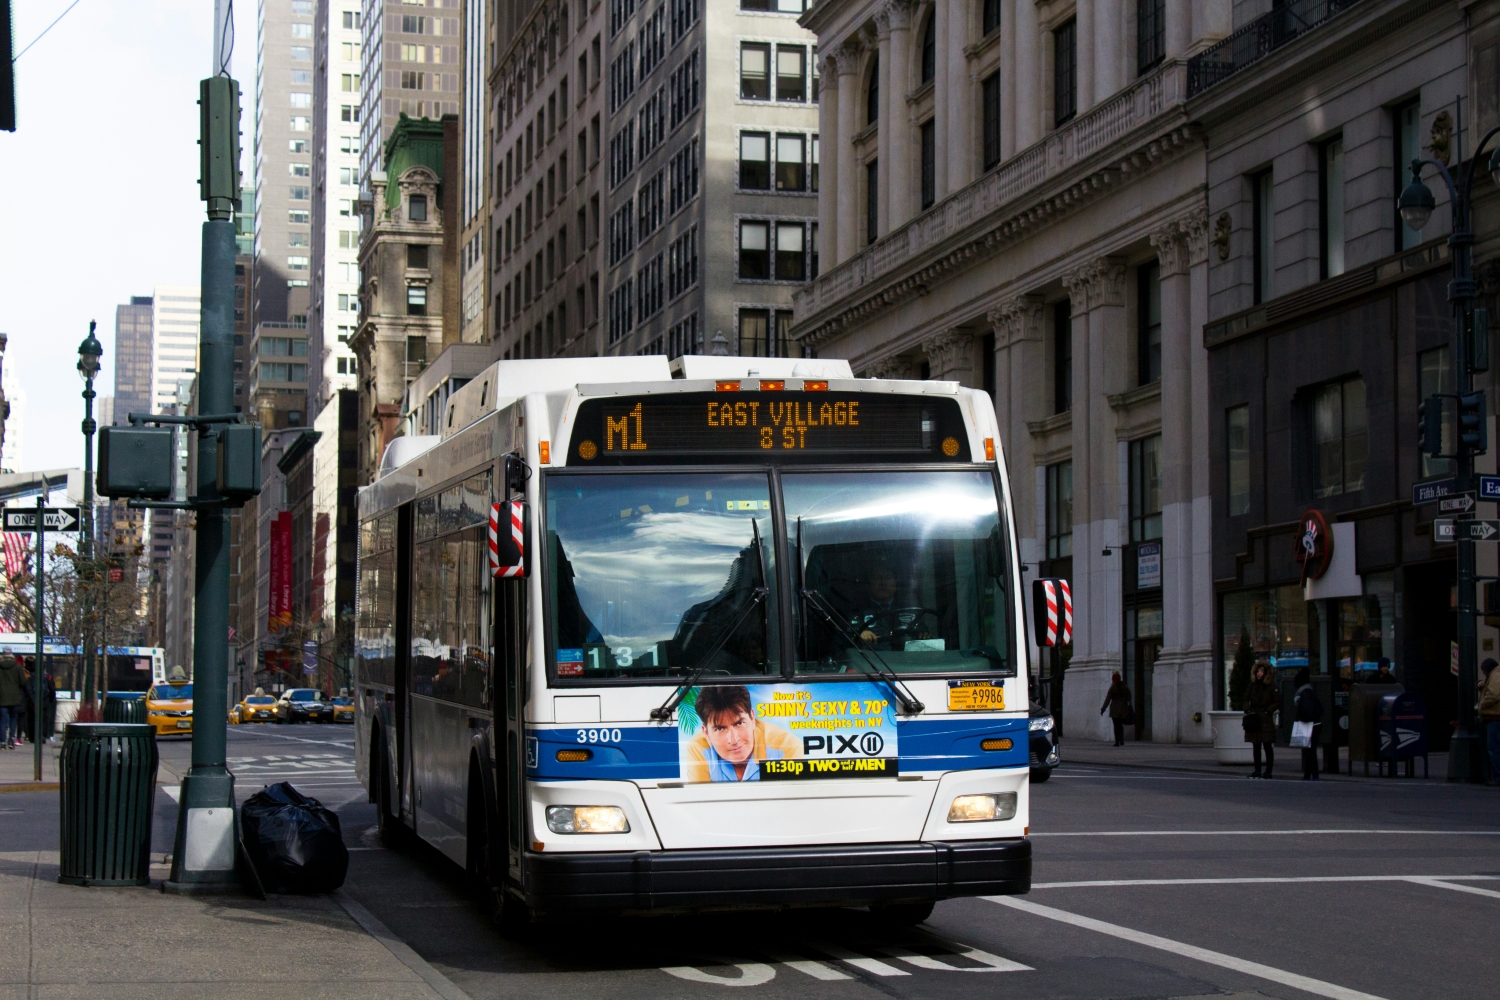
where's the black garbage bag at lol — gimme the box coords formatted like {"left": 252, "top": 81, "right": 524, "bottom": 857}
{"left": 240, "top": 782, "right": 349, "bottom": 894}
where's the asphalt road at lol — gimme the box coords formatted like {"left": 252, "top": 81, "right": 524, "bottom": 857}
{"left": 5, "top": 727, "right": 1498, "bottom": 1000}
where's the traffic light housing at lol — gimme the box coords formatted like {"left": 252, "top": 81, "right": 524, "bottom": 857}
{"left": 1459, "top": 390, "right": 1487, "bottom": 456}
{"left": 98, "top": 426, "right": 175, "bottom": 499}
{"left": 216, "top": 423, "right": 262, "bottom": 504}
{"left": 1418, "top": 394, "right": 1444, "bottom": 457}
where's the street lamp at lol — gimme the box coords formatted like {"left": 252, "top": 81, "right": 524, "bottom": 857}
{"left": 78, "top": 322, "right": 102, "bottom": 711}
{"left": 1398, "top": 101, "right": 1500, "bottom": 783}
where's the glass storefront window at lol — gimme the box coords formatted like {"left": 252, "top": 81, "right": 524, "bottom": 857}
{"left": 1335, "top": 571, "right": 1395, "bottom": 680}
{"left": 1220, "top": 586, "right": 1313, "bottom": 708}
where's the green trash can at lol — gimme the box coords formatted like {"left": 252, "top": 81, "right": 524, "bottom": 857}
{"left": 102, "top": 694, "right": 147, "bottom": 725}
{"left": 58, "top": 723, "right": 159, "bottom": 887}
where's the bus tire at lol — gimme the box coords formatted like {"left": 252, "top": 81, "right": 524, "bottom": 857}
{"left": 375, "top": 737, "right": 409, "bottom": 849}
{"left": 869, "top": 900, "right": 935, "bottom": 925}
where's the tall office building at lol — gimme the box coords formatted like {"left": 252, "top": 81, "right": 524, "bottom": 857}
{"left": 308, "top": 0, "right": 365, "bottom": 414}
{"left": 151, "top": 287, "right": 200, "bottom": 414}
{"left": 113, "top": 295, "right": 155, "bottom": 424}
{"left": 0, "top": 358, "right": 20, "bottom": 473}
{"left": 458, "top": 0, "right": 488, "bottom": 344}
{"left": 490, "top": 1, "right": 818, "bottom": 361}
{"left": 358, "top": 0, "right": 466, "bottom": 190}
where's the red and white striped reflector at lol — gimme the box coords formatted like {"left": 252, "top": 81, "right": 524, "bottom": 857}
{"left": 488, "top": 501, "right": 526, "bottom": 578}
{"left": 1033, "top": 578, "right": 1073, "bottom": 647}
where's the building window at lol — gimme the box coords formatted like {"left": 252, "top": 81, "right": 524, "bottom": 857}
{"left": 811, "top": 135, "right": 819, "bottom": 191}
{"left": 1227, "top": 404, "right": 1250, "bottom": 516}
{"left": 1053, "top": 299, "right": 1072, "bottom": 414}
{"left": 775, "top": 222, "right": 805, "bottom": 281}
{"left": 1138, "top": 261, "right": 1161, "bottom": 385}
{"left": 1418, "top": 346, "right": 1454, "bottom": 478}
{"left": 670, "top": 137, "right": 700, "bottom": 212}
{"left": 1253, "top": 170, "right": 1273, "bottom": 304}
{"left": 1396, "top": 100, "right": 1423, "bottom": 251}
{"left": 983, "top": 0, "right": 1001, "bottom": 35}
{"left": 865, "top": 160, "right": 878, "bottom": 245}
{"left": 668, "top": 227, "right": 698, "bottom": 299}
{"left": 739, "top": 309, "right": 769, "bottom": 357}
{"left": 741, "top": 42, "right": 770, "bottom": 100}
{"left": 740, "top": 131, "right": 770, "bottom": 189}
{"left": 920, "top": 15, "right": 936, "bottom": 84}
{"left": 409, "top": 194, "right": 428, "bottom": 221}
{"left": 810, "top": 222, "right": 819, "bottom": 279}
{"left": 1053, "top": 19, "right": 1077, "bottom": 127}
{"left": 1128, "top": 435, "right": 1163, "bottom": 542}
{"left": 408, "top": 244, "right": 429, "bottom": 269}
{"left": 777, "top": 45, "right": 806, "bottom": 102}
{"left": 1046, "top": 461, "right": 1073, "bottom": 560}
{"left": 866, "top": 54, "right": 879, "bottom": 125}
{"left": 1320, "top": 137, "right": 1345, "bottom": 278}
{"left": 776, "top": 133, "right": 806, "bottom": 191}
{"left": 1310, "top": 378, "right": 1367, "bottom": 498}
{"left": 982, "top": 72, "right": 1001, "bottom": 171}
{"left": 670, "top": 49, "right": 700, "bottom": 126}
{"left": 407, "top": 284, "right": 427, "bottom": 316}
{"left": 739, "top": 220, "right": 770, "bottom": 279}
{"left": 920, "top": 120, "right": 936, "bottom": 210}
{"left": 1137, "top": 0, "right": 1165, "bottom": 75}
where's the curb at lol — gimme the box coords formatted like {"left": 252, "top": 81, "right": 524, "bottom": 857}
{"left": 0, "top": 782, "right": 59, "bottom": 793}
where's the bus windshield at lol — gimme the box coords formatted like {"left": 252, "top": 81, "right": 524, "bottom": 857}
{"left": 547, "top": 472, "right": 779, "bottom": 680}
{"left": 786, "top": 469, "right": 1015, "bottom": 676}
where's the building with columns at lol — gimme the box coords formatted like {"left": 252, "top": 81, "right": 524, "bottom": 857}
{"left": 793, "top": 0, "right": 1221, "bottom": 742}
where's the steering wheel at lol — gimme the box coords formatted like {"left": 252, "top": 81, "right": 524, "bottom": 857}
{"left": 869, "top": 606, "right": 941, "bottom": 642}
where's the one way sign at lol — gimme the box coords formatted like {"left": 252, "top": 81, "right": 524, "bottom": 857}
{"left": 1434, "top": 518, "right": 1500, "bottom": 542}
{"left": 2, "top": 508, "right": 81, "bottom": 532}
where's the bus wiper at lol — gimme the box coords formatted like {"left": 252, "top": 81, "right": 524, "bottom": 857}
{"left": 649, "top": 586, "right": 768, "bottom": 721}
{"left": 651, "top": 519, "right": 771, "bottom": 723}
{"left": 801, "top": 587, "right": 925, "bottom": 716}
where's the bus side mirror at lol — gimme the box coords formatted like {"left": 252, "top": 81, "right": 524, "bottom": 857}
{"left": 504, "top": 452, "right": 528, "bottom": 496}
{"left": 1032, "top": 578, "right": 1072, "bottom": 647}
{"left": 489, "top": 501, "right": 530, "bottom": 578}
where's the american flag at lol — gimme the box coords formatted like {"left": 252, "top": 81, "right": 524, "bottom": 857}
{"left": 3, "top": 532, "right": 31, "bottom": 581}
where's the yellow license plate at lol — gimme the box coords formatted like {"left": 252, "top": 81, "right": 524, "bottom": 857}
{"left": 947, "top": 681, "right": 1005, "bottom": 711}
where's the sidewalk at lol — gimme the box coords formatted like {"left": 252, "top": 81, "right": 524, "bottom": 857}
{"left": 0, "top": 738, "right": 60, "bottom": 792}
{"left": 0, "top": 848, "right": 449, "bottom": 999}
{"left": 1060, "top": 737, "right": 1453, "bottom": 781}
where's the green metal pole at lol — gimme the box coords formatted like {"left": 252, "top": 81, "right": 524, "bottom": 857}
{"left": 33, "top": 495, "right": 44, "bottom": 781}
{"left": 80, "top": 352, "right": 96, "bottom": 712}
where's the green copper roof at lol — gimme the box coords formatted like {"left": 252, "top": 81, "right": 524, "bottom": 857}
{"left": 383, "top": 114, "right": 445, "bottom": 214}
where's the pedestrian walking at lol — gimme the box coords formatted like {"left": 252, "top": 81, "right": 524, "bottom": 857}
{"left": 39, "top": 663, "right": 57, "bottom": 743}
{"left": 1293, "top": 667, "right": 1323, "bottom": 780}
{"left": 1100, "top": 672, "right": 1133, "bottom": 746}
{"left": 17, "top": 663, "right": 33, "bottom": 746}
{"left": 0, "top": 654, "right": 23, "bottom": 749}
{"left": 1479, "top": 658, "right": 1500, "bottom": 786}
{"left": 1244, "top": 660, "right": 1278, "bottom": 778}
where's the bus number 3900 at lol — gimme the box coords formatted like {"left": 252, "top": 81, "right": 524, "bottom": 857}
{"left": 576, "top": 728, "right": 623, "bottom": 744}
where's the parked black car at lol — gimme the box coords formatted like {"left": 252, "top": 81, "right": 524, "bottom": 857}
{"left": 1029, "top": 700, "right": 1059, "bottom": 781}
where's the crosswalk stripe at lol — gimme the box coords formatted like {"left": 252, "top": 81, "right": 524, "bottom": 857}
{"left": 808, "top": 942, "right": 909, "bottom": 977}
{"left": 766, "top": 953, "right": 851, "bottom": 980}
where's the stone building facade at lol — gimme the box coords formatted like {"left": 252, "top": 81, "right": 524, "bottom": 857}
{"left": 793, "top": 0, "right": 1222, "bottom": 742}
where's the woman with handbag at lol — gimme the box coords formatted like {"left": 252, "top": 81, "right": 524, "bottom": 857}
{"left": 1292, "top": 667, "right": 1323, "bottom": 780}
{"left": 1244, "top": 661, "right": 1278, "bottom": 778}
{"left": 1100, "top": 672, "right": 1133, "bottom": 746}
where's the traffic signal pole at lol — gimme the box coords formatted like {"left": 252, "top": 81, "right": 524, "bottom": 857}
{"left": 165, "top": 73, "right": 241, "bottom": 892}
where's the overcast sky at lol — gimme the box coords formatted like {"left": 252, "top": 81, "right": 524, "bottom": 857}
{"left": 0, "top": 0, "right": 257, "bottom": 474}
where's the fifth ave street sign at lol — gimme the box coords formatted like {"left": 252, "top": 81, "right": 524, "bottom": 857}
{"left": 2, "top": 508, "right": 81, "bottom": 532}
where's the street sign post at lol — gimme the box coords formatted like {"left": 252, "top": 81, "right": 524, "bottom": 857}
{"left": 1434, "top": 519, "right": 1500, "bottom": 542}
{"left": 2, "top": 508, "right": 81, "bottom": 532}
{"left": 1413, "top": 479, "right": 1456, "bottom": 505}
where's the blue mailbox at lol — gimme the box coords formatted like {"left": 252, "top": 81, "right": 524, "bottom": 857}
{"left": 1377, "top": 690, "right": 1429, "bottom": 778}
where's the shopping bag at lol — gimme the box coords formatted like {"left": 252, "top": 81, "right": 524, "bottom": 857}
{"left": 1289, "top": 720, "right": 1314, "bottom": 748}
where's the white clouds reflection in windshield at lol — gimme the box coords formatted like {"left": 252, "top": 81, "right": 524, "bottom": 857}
{"left": 547, "top": 473, "right": 779, "bottom": 678}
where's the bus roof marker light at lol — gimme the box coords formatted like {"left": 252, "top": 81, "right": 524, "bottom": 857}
{"left": 984, "top": 437, "right": 996, "bottom": 461}
{"left": 539, "top": 441, "right": 551, "bottom": 464}
{"left": 716, "top": 380, "right": 741, "bottom": 392}
{"left": 804, "top": 380, "right": 828, "bottom": 391}
{"left": 759, "top": 379, "right": 785, "bottom": 391}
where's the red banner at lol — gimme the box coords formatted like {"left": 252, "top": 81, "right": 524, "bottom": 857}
{"left": 270, "top": 511, "right": 293, "bottom": 632}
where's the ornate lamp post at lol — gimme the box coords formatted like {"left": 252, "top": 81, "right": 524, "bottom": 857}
{"left": 1397, "top": 106, "right": 1500, "bottom": 782}
{"left": 77, "top": 323, "right": 103, "bottom": 710}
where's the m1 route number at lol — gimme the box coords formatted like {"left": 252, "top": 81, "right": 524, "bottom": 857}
{"left": 576, "top": 728, "right": 623, "bottom": 744}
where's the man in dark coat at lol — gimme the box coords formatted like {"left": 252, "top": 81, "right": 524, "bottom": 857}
{"left": 1244, "top": 661, "right": 1279, "bottom": 778}
{"left": 1099, "top": 672, "right": 1133, "bottom": 746}
{"left": 0, "top": 655, "right": 23, "bottom": 749}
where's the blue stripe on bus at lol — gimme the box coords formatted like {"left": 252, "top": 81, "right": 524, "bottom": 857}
{"left": 526, "top": 715, "right": 1029, "bottom": 781}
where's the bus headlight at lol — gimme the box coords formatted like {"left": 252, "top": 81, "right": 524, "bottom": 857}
{"left": 1029, "top": 716, "right": 1054, "bottom": 732}
{"left": 545, "top": 805, "right": 630, "bottom": 834}
{"left": 947, "top": 792, "right": 1018, "bottom": 823}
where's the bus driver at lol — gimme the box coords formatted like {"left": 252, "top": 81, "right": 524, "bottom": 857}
{"left": 682, "top": 685, "right": 801, "bottom": 782}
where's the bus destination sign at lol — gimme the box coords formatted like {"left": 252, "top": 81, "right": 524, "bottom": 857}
{"left": 568, "top": 392, "right": 972, "bottom": 464}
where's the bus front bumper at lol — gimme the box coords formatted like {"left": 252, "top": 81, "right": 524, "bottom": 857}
{"left": 520, "top": 837, "right": 1030, "bottom": 913}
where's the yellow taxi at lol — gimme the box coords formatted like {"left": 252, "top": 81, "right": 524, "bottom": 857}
{"left": 330, "top": 691, "right": 355, "bottom": 723}
{"left": 232, "top": 692, "right": 279, "bottom": 724}
{"left": 146, "top": 681, "right": 194, "bottom": 736}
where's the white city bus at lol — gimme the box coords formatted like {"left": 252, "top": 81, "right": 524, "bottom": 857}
{"left": 355, "top": 355, "right": 1046, "bottom": 921}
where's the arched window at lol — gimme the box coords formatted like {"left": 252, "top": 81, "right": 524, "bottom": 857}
{"left": 866, "top": 53, "right": 879, "bottom": 125}
{"left": 921, "top": 15, "right": 935, "bottom": 83}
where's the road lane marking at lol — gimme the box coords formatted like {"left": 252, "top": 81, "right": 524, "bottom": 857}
{"left": 1034, "top": 875, "right": 1500, "bottom": 889}
{"left": 161, "top": 785, "right": 180, "bottom": 802}
{"left": 1033, "top": 828, "right": 1500, "bottom": 837}
{"left": 1406, "top": 877, "right": 1500, "bottom": 900}
{"left": 765, "top": 953, "right": 852, "bottom": 980}
{"left": 987, "top": 896, "right": 1388, "bottom": 1000}
{"left": 808, "top": 942, "right": 909, "bottom": 976}
{"left": 234, "top": 729, "right": 356, "bottom": 748}
{"left": 881, "top": 943, "right": 1031, "bottom": 972}
{"left": 333, "top": 888, "right": 473, "bottom": 1000}
{"left": 661, "top": 961, "right": 777, "bottom": 986}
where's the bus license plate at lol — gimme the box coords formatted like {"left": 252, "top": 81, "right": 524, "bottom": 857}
{"left": 947, "top": 681, "right": 1005, "bottom": 711}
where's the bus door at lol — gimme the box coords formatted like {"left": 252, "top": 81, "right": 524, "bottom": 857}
{"left": 493, "top": 576, "right": 527, "bottom": 881}
{"left": 395, "top": 502, "right": 415, "bottom": 822}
